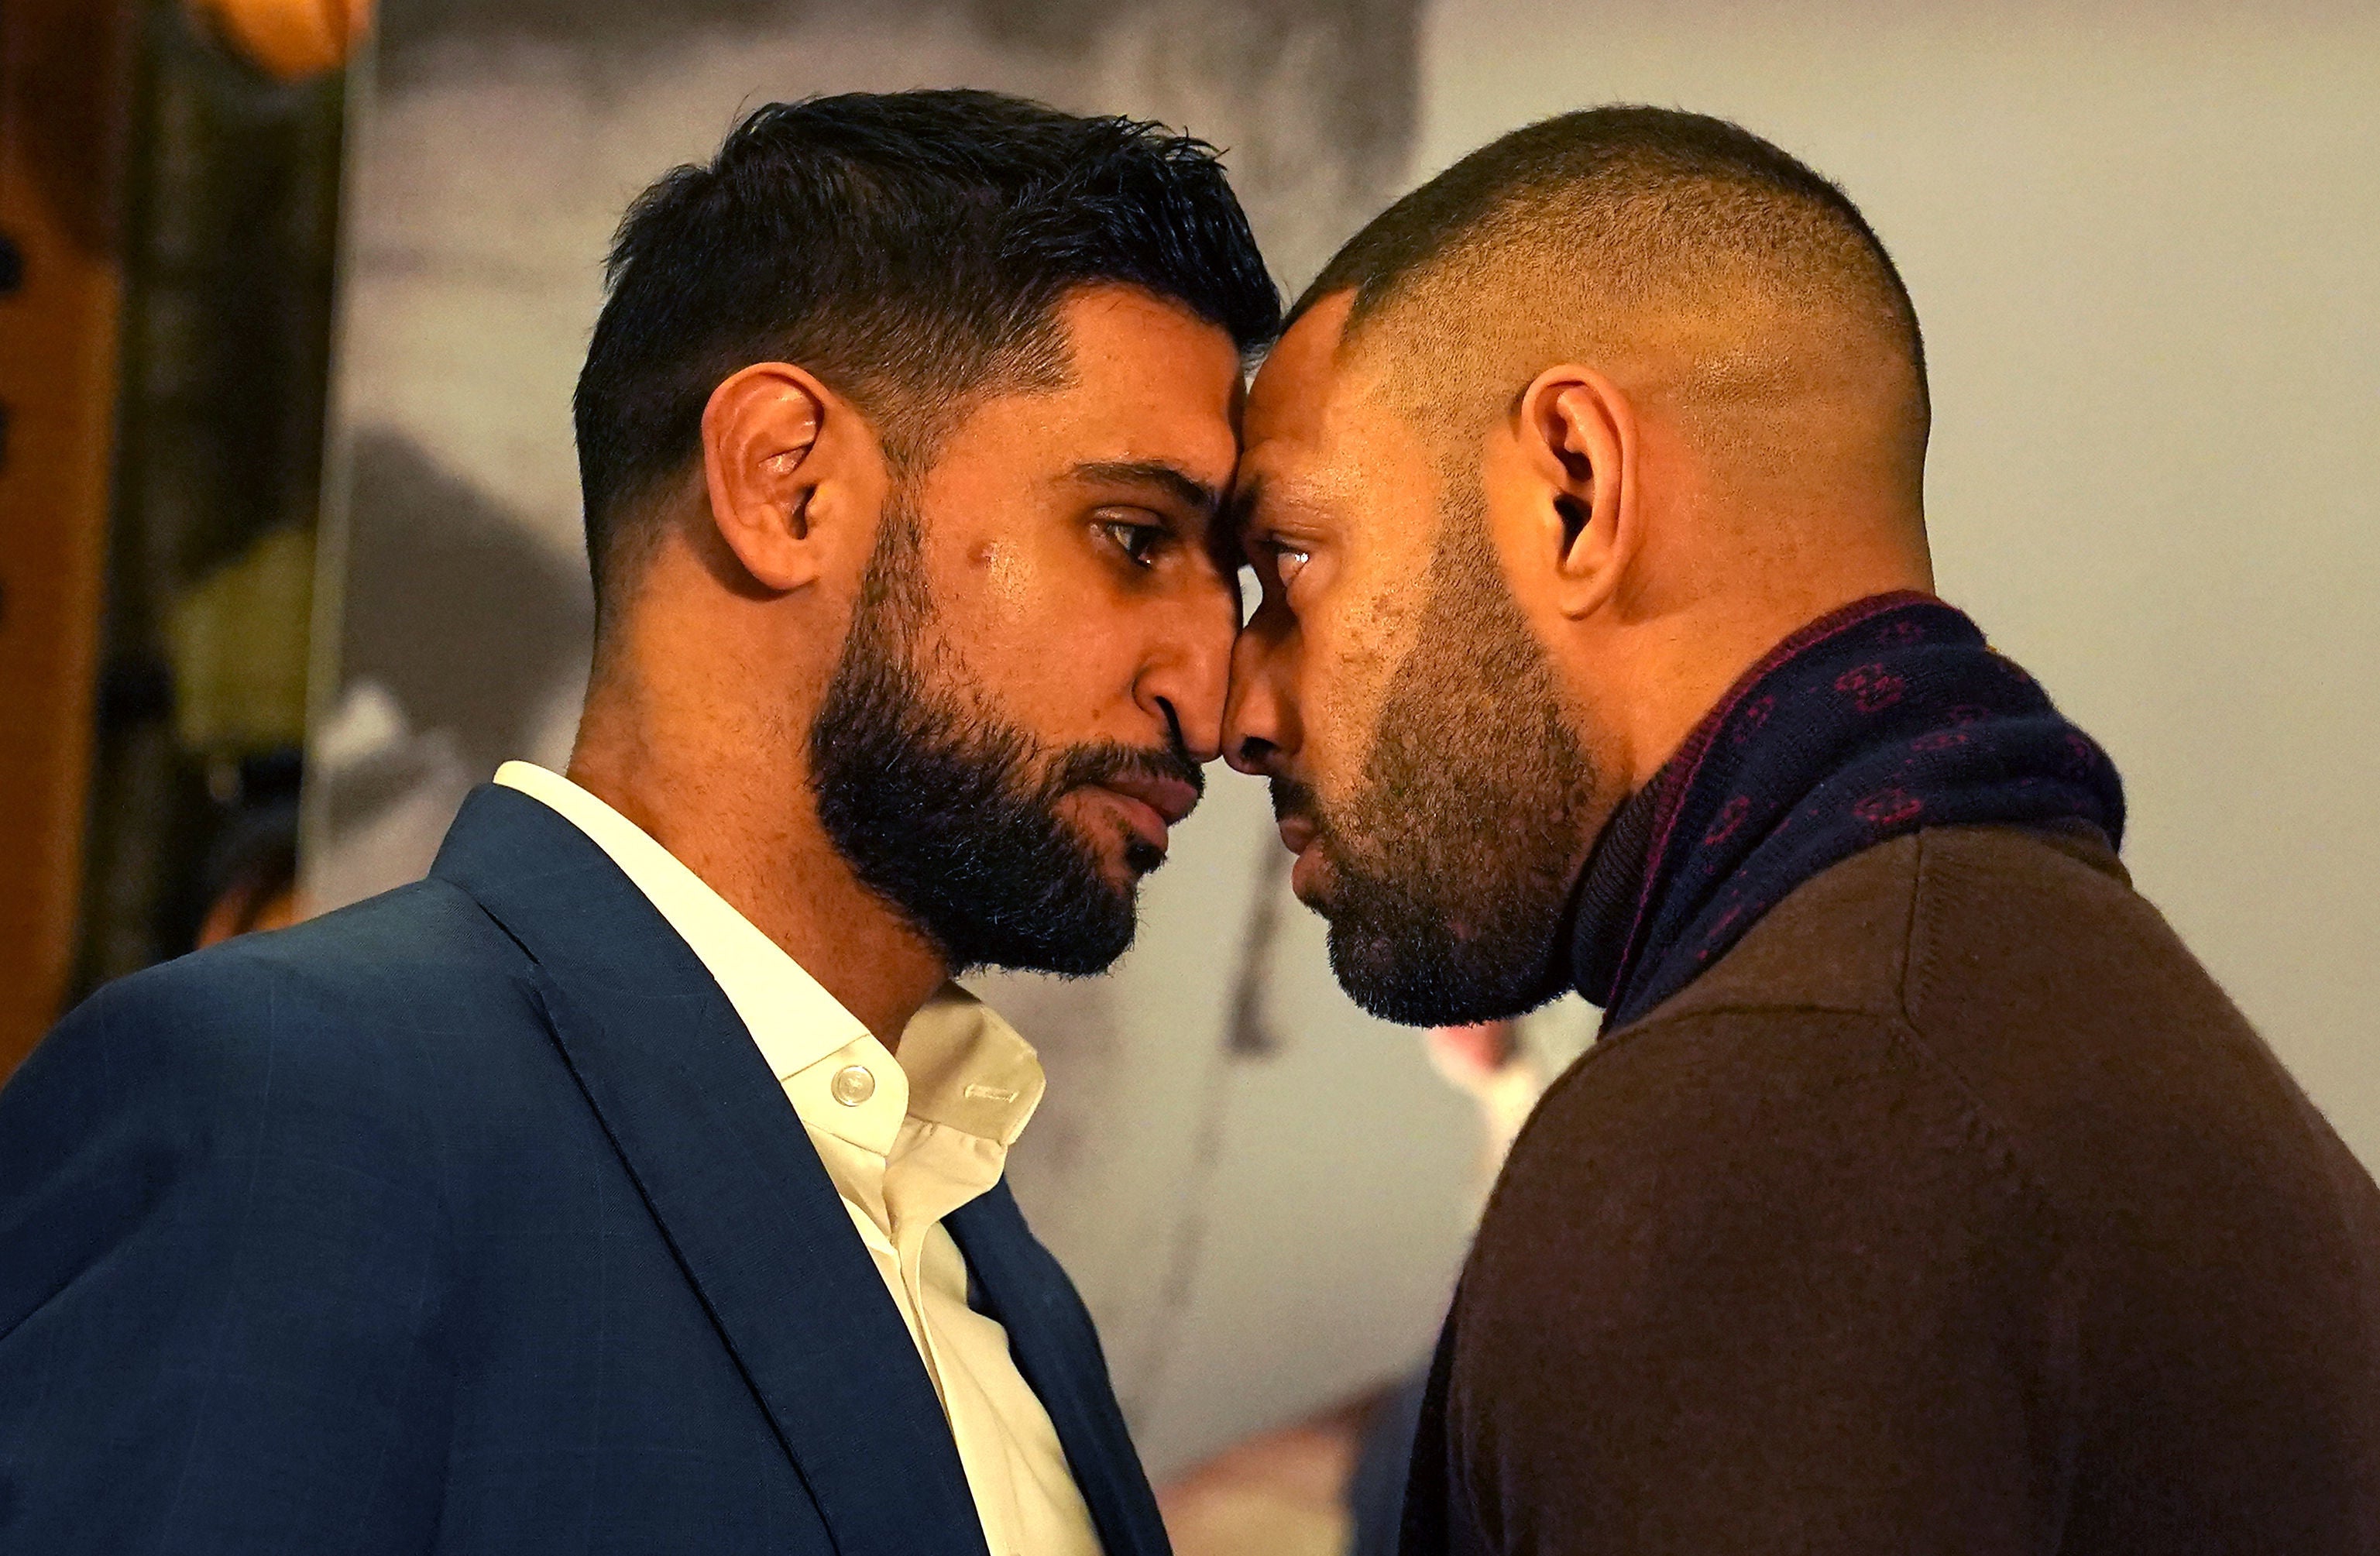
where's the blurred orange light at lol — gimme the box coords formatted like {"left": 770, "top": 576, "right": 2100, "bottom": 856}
{"left": 187, "top": 0, "right": 370, "bottom": 81}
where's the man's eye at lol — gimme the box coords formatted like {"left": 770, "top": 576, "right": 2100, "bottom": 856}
{"left": 1100, "top": 520, "right": 1165, "bottom": 568}
{"left": 1269, "top": 542, "right": 1312, "bottom": 587}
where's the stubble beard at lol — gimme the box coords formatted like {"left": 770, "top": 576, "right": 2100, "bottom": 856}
{"left": 1281, "top": 487, "right": 1596, "bottom": 1026}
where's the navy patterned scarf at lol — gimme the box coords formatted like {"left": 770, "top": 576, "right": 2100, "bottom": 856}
{"left": 1571, "top": 592, "right": 2127, "bottom": 1030}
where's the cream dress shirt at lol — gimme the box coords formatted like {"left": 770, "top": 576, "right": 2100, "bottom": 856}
{"left": 496, "top": 762, "right": 1101, "bottom": 1556}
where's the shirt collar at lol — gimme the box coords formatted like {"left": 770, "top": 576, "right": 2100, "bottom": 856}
{"left": 898, "top": 984, "right": 1046, "bottom": 1148}
{"left": 493, "top": 761, "right": 1044, "bottom": 1147}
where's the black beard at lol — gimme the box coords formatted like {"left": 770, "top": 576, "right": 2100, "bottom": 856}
{"left": 809, "top": 496, "right": 1199, "bottom": 977}
{"left": 1280, "top": 499, "right": 1595, "bottom": 1027}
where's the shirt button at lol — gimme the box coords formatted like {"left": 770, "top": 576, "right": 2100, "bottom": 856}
{"left": 830, "top": 1064, "right": 876, "bottom": 1106}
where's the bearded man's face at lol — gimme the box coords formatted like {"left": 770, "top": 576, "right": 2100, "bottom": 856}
{"left": 806, "top": 286, "right": 1246, "bottom": 975}
{"left": 811, "top": 489, "right": 1202, "bottom": 976}
{"left": 1224, "top": 294, "right": 1599, "bottom": 1025}
{"left": 1262, "top": 491, "right": 1594, "bottom": 1025}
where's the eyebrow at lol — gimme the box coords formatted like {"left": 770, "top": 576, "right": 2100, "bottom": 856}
{"left": 1072, "top": 459, "right": 1224, "bottom": 522}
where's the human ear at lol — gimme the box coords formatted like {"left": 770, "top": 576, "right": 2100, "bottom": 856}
{"left": 699, "top": 362, "right": 833, "bottom": 593}
{"left": 1516, "top": 365, "right": 1637, "bottom": 620}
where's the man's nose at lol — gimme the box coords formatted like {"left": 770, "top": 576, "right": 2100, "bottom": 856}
{"left": 1223, "top": 612, "right": 1298, "bottom": 776}
{"left": 1135, "top": 577, "right": 1238, "bottom": 764}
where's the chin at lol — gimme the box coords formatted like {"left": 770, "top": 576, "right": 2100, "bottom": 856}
{"left": 1071, "top": 812, "right": 1164, "bottom": 886}
{"left": 1322, "top": 903, "right": 1567, "bottom": 1029}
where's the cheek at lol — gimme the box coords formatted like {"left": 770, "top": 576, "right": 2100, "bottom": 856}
{"left": 942, "top": 538, "right": 1073, "bottom": 663}
{"left": 936, "top": 543, "right": 1138, "bottom": 724}
{"left": 1323, "top": 561, "right": 1427, "bottom": 713}
{"left": 968, "top": 538, "right": 1037, "bottom": 619}
{"left": 1301, "top": 591, "right": 1417, "bottom": 792}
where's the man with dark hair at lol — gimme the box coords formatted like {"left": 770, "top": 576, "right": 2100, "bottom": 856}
{"left": 1228, "top": 105, "right": 2380, "bottom": 1554}
{"left": 0, "top": 90, "right": 1279, "bottom": 1555}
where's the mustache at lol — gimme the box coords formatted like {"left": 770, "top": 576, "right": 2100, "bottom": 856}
{"left": 1269, "top": 775, "right": 1319, "bottom": 825}
{"left": 1049, "top": 733, "right": 1207, "bottom": 803}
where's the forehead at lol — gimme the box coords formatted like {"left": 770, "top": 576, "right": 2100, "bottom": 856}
{"left": 1238, "top": 292, "right": 1428, "bottom": 529}
{"left": 994, "top": 283, "right": 1243, "bottom": 483}
{"left": 1243, "top": 292, "right": 1360, "bottom": 460}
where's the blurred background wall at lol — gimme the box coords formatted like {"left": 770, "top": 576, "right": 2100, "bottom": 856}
{"left": 4, "top": 3, "right": 2375, "bottom": 1553}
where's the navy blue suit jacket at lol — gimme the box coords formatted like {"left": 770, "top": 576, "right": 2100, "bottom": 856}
{"left": 0, "top": 785, "right": 1167, "bottom": 1554}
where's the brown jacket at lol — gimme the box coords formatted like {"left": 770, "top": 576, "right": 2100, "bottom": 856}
{"left": 1427, "top": 825, "right": 2380, "bottom": 1553}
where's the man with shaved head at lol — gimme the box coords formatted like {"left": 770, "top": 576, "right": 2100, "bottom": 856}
{"left": 1228, "top": 108, "right": 2380, "bottom": 1554}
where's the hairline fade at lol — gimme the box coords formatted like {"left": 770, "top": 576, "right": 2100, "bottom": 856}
{"left": 573, "top": 88, "right": 1282, "bottom": 629}
{"left": 1286, "top": 105, "right": 1930, "bottom": 472}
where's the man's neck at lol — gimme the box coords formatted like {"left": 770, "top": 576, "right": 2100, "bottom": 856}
{"left": 1607, "top": 572, "right": 1935, "bottom": 789}
{"left": 565, "top": 690, "right": 947, "bottom": 1048}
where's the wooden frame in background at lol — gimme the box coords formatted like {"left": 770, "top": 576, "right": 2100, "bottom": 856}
{"left": 0, "top": 0, "right": 139, "bottom": 1077}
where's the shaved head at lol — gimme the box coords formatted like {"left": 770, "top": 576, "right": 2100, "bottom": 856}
{"left": 1299, "top": 105, "right": 1930, "bottom": 517}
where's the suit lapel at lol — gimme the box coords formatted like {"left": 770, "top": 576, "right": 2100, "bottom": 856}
{"left": 433, "top": 785, "right": 987, "bottom": 1556}
{"left": 949, "top": 1182, "right": 1170, "bottom": 1556}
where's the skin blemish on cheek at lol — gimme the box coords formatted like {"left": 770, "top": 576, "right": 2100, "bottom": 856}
{"left": 969, "top": 538, "right": 1035, "bottom": 617}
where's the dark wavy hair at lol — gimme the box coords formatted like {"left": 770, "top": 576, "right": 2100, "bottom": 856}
{"left": 572, "top": 88, "right": 1281, "bottom": 616}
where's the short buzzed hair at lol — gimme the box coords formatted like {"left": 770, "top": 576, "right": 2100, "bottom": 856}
{"left": 1299, "top": 105, "right": 1928, "bottom": 485}
{"left": 575, "top": 89, "right": 1281, "bottom": 619}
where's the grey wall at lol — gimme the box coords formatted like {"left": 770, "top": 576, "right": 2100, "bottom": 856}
{"left": 1418, "top": 0, "right": 2380, "bottom": 1166}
